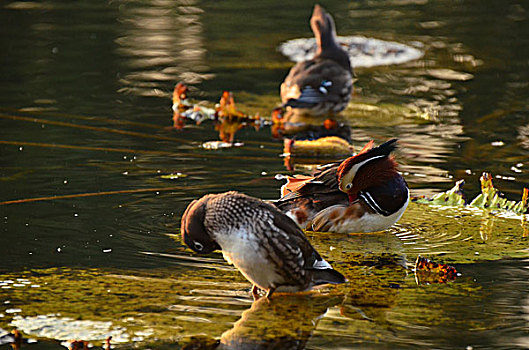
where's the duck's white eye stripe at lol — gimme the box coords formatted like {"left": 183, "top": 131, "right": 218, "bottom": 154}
{"left": 194, "top": 241, "right": 204, "bottom": 251}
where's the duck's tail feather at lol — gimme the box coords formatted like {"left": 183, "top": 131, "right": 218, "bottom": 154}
{"left": 311, "top": 268, "right": 347, "bottom": 285}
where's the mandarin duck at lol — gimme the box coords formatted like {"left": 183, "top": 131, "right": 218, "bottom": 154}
{"left": 280, "top": 4, "right": 354, "bottom": 118}
{"left": 275, "top": 139, "right": 409, "bottom": 233}
{"left": 181, "top": 191, "right": 346, "bottom": 299}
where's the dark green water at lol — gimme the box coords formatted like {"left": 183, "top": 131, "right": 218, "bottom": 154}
{"left": 1, "top": 0, "right": 529, "bottom": 348}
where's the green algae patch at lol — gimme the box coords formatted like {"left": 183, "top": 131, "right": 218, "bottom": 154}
{"left": 0, "top": 267, "right": 249, "bottom": 345}
{"left": 197, "top": 90, "right": 432, "bottom": 126}
{"left": 0, "top": 263, "right": 476, "bottom": 348}
{"left": 0, "top": 230, "right": 513, "bottom": 348}
{"left": 343, "top": 101, "right": 433, "bottom": 127}
{"left": 407, "top": 172, "right": 529, "bottom": 263}
{"left": 414, "top": 179, "right": 467, "bottom": 207}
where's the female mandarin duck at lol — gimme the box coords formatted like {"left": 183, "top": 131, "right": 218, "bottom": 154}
{"left": 181, "top": 191, "right": 346, "bottom": 299}
{"left": 275, "top": 139, "right": 409, "bottom": 233}
{"left": 280, "top": 4, "right": 354, "bottom": 117}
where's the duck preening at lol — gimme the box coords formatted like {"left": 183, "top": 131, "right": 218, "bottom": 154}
{"left": 280, "top": 4, "right": 354, "bottom": 118}
{"left": 275, "top": 139, "right": 409, "bottom": 233}
{"left": 181, "top": 191, "right": 346, "bottom": 299}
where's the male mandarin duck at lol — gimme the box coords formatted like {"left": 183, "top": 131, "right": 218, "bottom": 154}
{"left": 181, "top": 191, "right": 346, "bottom": 299}
{"left": 275, "top": 139, "right": 409, "bottom": 233}
{"left": 280, "top": 4, "right": 354, "bottom": 118}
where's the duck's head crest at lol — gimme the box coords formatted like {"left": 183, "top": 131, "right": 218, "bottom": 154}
{"left": 337, "top": 139, "right": 399, "bottom": 194}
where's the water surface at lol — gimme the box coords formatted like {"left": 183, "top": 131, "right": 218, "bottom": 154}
{"left": 1, "top": 0, "right": 529, "bottom": 348}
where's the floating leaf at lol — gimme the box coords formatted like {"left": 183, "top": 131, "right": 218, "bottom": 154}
{"left": 214, "top": 91, "right": 262, "bottom": 143}
{"left": 414, "top": 256, "right": 458, "bottom": 285}
{"left": 159, "top": 173, "right": 187, "bottom": 180}
{"left": 171, "top": 82, "right": 217, "bottom": 128}
{"left": 284, "top": 136, "right": 353, "bottom": 158}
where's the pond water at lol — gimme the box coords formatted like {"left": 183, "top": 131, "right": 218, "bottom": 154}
{"left": 1, "top": 0, "right": 529, "bottom": 348}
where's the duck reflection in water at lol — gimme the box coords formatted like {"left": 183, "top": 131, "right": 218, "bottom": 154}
{"left": 180, "top": 256, "right": 413, "bottom": 350}
{"left": 214, "top": 91, "right": 262, "bottom": 144}
{"left": 218, "top": 294, "right": 342, "bottom": 350}
{"left": 272, "top": 107, "right": 353, "bottom": 172}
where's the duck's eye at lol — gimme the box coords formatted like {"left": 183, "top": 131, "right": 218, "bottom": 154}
{"left": 345, "top": 183, "right": 352, "bottom": 190}
{"left": 193, "top": 241, "right": 204, "bottom": 251}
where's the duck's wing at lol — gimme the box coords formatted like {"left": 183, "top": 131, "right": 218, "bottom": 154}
{"left": 279, "top": 165, "right": 340, "bottom": 199}
{"left": 239, "top": 200, "right": 323, "bottom": 286}
{"left": 265, "top": 202, "right": 346, "bottom": 285}
{"left": 279, "top": 174, "right": 315, "bottom": 198}
{"left": 265, "top": 201, "right": 333, "bottom": 269}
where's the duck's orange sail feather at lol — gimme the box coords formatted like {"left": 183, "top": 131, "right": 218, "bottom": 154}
{"left": 280, "top": 175, "right": 314, "bottom": 197}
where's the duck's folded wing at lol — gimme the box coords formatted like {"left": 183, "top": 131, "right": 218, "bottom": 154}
{"left": 312, "top": 164, "right": 340, "bottom": 188}
{"left": 260, "top": 202, "right": 346, "bottom": 285}
{"left": 266, "top": 203, "right": 329, "bottom": 269}
{"left": 279, "top": 174, "right": 314, "bottom": 197}
{"left": 282, "top": 59, "right": 353, "bottom": 107}
{"left": 277, "top": 164, "right": 339, "bottom": 201}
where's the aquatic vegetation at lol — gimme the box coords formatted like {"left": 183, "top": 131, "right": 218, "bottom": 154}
{"left": 2, "top": 0, "right": 529, "bottom": 348}
{"left": 414, "top": 172, "right": 529, "bottom": 216}
{"left": 469, "top": 173, "right": 528, "bottom": 214}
